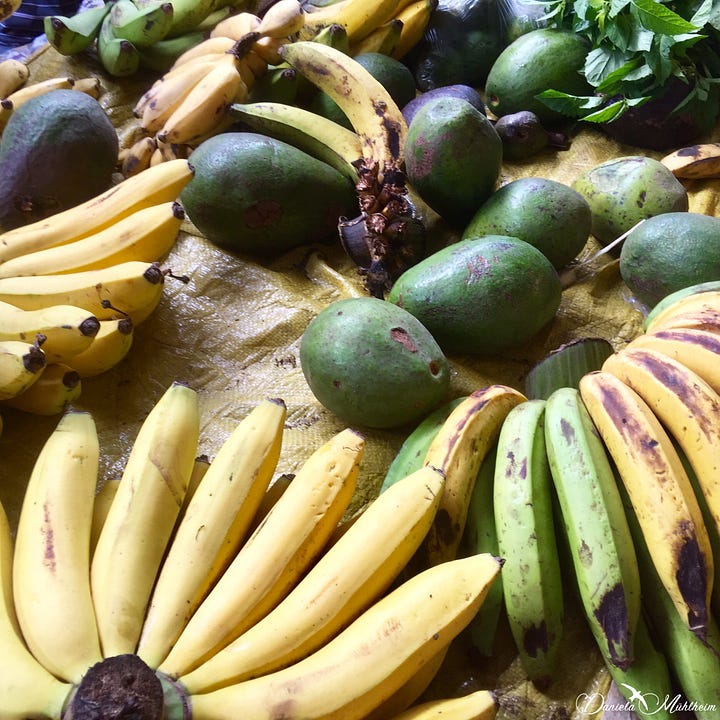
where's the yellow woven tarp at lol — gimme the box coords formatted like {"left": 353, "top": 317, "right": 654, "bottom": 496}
{"left": 2, "top": 42, "right": 719, "bottom": 718}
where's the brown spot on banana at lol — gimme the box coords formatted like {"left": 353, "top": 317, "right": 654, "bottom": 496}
{"left": 593, "top": 583, "right": 631, "bottom": 670}
{"left": 675, "top": 528, "right": 709, "bottom": 641}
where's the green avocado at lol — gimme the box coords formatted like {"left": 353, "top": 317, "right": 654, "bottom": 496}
{"left": 299, "top": 297, "right": 450, "bottom": 429}
{"left": 387, "top": 236, "right": 562, "bottom": 356}
{"left": 180, "top": 132, "right": 358, "bottom": 256}
{"left": 404, "top": 97, "right": 502, "bottom": 227}
{"left": 0, "top": 89, "right": 118, "bottom": 231}
{"left": 484, "top": 28, "right": 592, "bottom": 123}
{"left": 620, "top": 212, "right": 720, "bottom": 309}
{"left": 571, "top": 156, "right": 689, "bottom": 247}
{"left": 462, "top": 177, "right": 592, "bottom": 269}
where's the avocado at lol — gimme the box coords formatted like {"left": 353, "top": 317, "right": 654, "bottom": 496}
{"left": 299, "top": 296, "right": 450, "bottom": 429}
{"left": 387, "top": 236, "right": 562, "bottom": 356}
{"left": 462, "top": 177, "right": 592, "bottom": 269}
{"left": 180, "top": 132, "right": 358, "bottom": 256}
{"left": 404, "top": 97, "right": 502, "bottom": 227}
{"left": 571, "top": 156, "right": 689, "bottom": 247}
{"left": 620, "top": 212, "right": 720, "bottom": 309}
{"left": 484, "top": 28, "right": 592, "bottom": 123}
{"left": 0, "top": 89, "right": 118, "bottom": 231}
{"left": 402, "top": 84, "right": 485, "bottom": 126}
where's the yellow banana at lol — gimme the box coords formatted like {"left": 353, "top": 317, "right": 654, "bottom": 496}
{"left": 0, "top": 76, "right": 75, "bottom": 131}
{"left": 0, "top": 499, "right": 73, "bottom": 720}
{"left": 660, "top": 142, "right": 720, "bottom": 179}
{"left": 90, "top": 382, "right": 200, "bottom": 658}
{"left": 137, "top": 398, "right": 287, "bottom": 669}
{"left": 168, "top": 34, "right": 237, "bottom": 67}
{"left": 299, "top": 0, "right": 401, "bottom": 44}
{"left": 178, "top": 464, "right": 445, "bottom": 693}
{"left": 137, "top": 57, "right": 230, "bottom": 134}
{"left": 0, "top": 260, "right": 167, "bottom": 325}
{"left": 90, "top": 478, "right": 120, "bottom": 557}
{"left": 187, "top": 553, "right": 502, "bottom": 720}
{"left": 209, "top": 10, "right": 261, "bottom": 40}
{"left": 12, "top": 411, "right": 102, "bottom": 682}
{"left": 0, "top": 300, "right": 100, "bottom": 364}
{"left": 0, "top": 159, "right": 193, "bottom": 263}
{"left": 602, "top": 346, "right": 720, "bottom": 542}
{"left": 256, "top": 0, "right": 305, "bottom": 37}
{"left": 245, "top": 471, "right": 294, "bottom": 535}
{"left": 178, "top": 455, "right": 211, "bottom": 523}
{"left": 414, "top": 385, "right": 527, "bottom": 569}
{"left": 387, "top": 689, "right": 497, "bottom": 720}
{"left": 73, "top": 75, "right": 103, "bottom": 99}
{"left": 279, "top": 40, "right": 408, "bottom": 177}
{"left": 0, "top": 201, "right": 185, "bottom": 278}
{"left": 645, "top": 290, "right": 720, "bottom": 334}
{"left": 249, "top": 34, "right": 287, "bottom": 64}
{"left": 0, "top": 58, "right": 29, "bottom": 98}
{"left": 157, "top": 55, "right": 247, "bottom": 146}
{"left": 578, "top": 370, "right": 713, "bottom": 642}
{"left": 120, "top": 135, "right": 157, "bottom": 177}
{"left": 625, "top": 327, "right": 720, "bottom": 394}
{"left": 1, "top": 362, "right": 82, "bottom": 415}
{"left": 390, "top": 0, "right": 434, "bottom": 60}
{"left": 0, "top": 338, "right": 46, "bottom": 400}
{"left": 229, "top": 100, "right": 363, "bottom": 182}
{"left": 350, "top": 17, "right": 403, "bottom": 56}
{"left": 65, "top": 316, "right": 134, "bottom": 378}
{"left": 159, "top": 427, "right": 364, "bottom": 678}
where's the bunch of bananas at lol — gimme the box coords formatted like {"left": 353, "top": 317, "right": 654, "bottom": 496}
{"left": 440, "top": 284, "right": 720, "bottom": 714}
{"left": 117, "top": 0, "right": 306, "bottom": 174}
{"left": 0, "top": 159, "right": 194, "bottom": 418}
{"left": 298, "top": 0, "right": 436, "bottom": 60}
{"left": 44, "top": 0, "right": 240, "bottom": 77}
{"left": 1, "top": 380, "right": 505, "bottom": 719}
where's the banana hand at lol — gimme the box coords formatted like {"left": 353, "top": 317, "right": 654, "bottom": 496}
{"left": 159, "top": 427, "right": 364, "bottom": 678}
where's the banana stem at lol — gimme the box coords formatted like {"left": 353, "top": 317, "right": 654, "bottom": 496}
{"left": 62, "top": 655, "right": 169, "bottom": 720}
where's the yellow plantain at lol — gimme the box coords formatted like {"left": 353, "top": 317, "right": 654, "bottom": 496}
{"left": 660, "top": 143, "right": 720, "bottom": 179}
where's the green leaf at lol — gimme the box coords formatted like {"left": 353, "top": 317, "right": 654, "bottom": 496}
{"left": 582, "top": 95, "right": 650, "bottom": 121}
{"left": 629, "top": 0, "right": 700, "bottom": 35}
{"left": 535, "top": 89, "right": 606, "bottom": 116}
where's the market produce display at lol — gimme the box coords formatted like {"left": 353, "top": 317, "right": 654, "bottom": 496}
{"left": 2, "top": 0, "right": 720, "bottom": 716}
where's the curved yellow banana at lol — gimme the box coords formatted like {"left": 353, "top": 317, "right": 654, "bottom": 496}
{"left": 12, "top": 411, "right": 102, "bottom": 682}
{"left": 645, "top": 291, "right": 720, "bottom": 334}
{"left": 160, "top": 427, "right": 364, "bottom": 678}
{"left": 390, "top": 0, "right": 434, "bottom": 60}
{"left": 299, "top": 0, "right": 400, "bottom": 44}
{"left": 0, "top": 260, "right": 167, "bottom": 324}
{"left": 91, "top": 382, "right": 200, "bottom": 658}
{"left": 0, "top": 58, "right": 29, "bottom": 98}
{"left": 179, "top": 464, "right": 445, "bottom": 693}
{"left": 603, "top": 347, "right": 720, "bottom": 542}
{"left": 0, "top": 300, "right": 100, "bottom": 364}
{"left": 65, "top": 316, "right": 134, "bottom": 378}
{"left": 137, "top": 398, "right": 287, "bottom": 669}
{"left": 579, "top": 370, "right": 713, "bottom": 642}
{"left": 256, "top": 0, "right": 304, "bottom": 37}
{"left": 0, "top": 499, "right": 73, "bottom": 720}
{"left": 187, "top": 553, "right": 502, "bottom": 720}
{"left": 0, "top": 159, "right": 193, "bottom": 263}
{"left": 1, "top": 362, "right": 82, "bottom": 415}
{"left": 0, "top": 201, "right": 184, "bottom": 278}
{"left": 416, "top": 385, "right": 527, "bottom": 568}
{"left": 0, "top": 338, "right": 46, "bottom": 400}
{"left": 0, "top": 76, "right": 75, "bottom": 131}
{"left": 626, "top": 327, "right": 720, "bottom": 394}
{"left": 90, "top": 478, "right": 121, "bottom": 557}
{"left": 387, "top": 689, "right": 497, "bottom": 720}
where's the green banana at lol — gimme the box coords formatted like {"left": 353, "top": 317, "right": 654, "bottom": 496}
{"left": 248, "top": 66, "right": 300, "bottom": 104}
{"left": 110, "top": 0, "right": 175, "bottom": 47}
{"left": 135, "top": 0, "right": 232, "bottom": 38}
{"left": 43, "top": 2, "right": 113, "bottom": 55}
{"left": 544, "top": 386, "right": 641, "bottom": 672}
{"left": 97, "top": 12, "right": 141, "bottom": 77}
{"left": 194, "top": 4, "right": 232, "bottom": 31}
{"left": 623, "top": 482, "right": 720, "bottom": 716}
{"left": 601, "top": 615, "right": 674, "bottom": 720}
{"left": 493, "top": 399, "right": 564, "bottom": 686}
{"left": 379, "top": 396, "right": 466, "bottom": 493}
{"left": 137, "top": 29, "right": 206, "bottom": 71}
{"left": 460, "top": 442, "right": 503, "bottom": 658}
